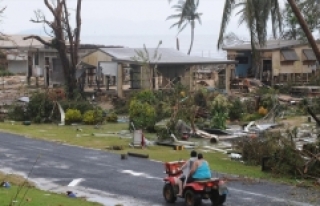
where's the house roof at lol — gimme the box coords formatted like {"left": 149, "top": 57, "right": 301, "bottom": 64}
{"left": 98, "top": 48, "right": 236, "bottom": 65}
{"left": 303, "top": 49, "right": 316, "bottom": 61}
{"left": 0, "top": 34, "right": 53, "bottom": 49}
{"left": 281, "top": 49, "right": 299, "bottom": 61}
{"left": 222, "top": 40, "right": 303, "bottom": 51}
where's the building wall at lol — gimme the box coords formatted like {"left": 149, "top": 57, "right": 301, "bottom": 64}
{"left": 81, "top": 50, "right": 113, "bottom": 66}
{"left": 272, "top": 45, "right": 313, "bottom": 76}
{"left": 227, "top": 50, "right": 251, "bottom": 77}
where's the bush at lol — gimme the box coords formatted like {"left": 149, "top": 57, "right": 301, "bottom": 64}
{"left": 26, "top": 92, "right": 54, "bottom": 123}
{"left": 210, "top": 94, "right": 230, "bottom": 130}
{"left": 129, "top": 99, "right": 156, "bottom": 130}
{"left": 229, "top": 98, "right": 245, "bottom": 121}
{"left": 111, "top": 97, "right": 129, "bottom": 114}
{"left": 82, "top": 109, "right": 104, "bottom": 125}
{"left": 241, "top": 113, "right": 263, "bottom": 122}
{"left": 106, "top": 112, "right": 118, "bottom": 123}
{"left": 60, "top": 101, "right": 94, "bottom": 114}
{"left": 7, "top": 104, "right": 27, "bottom": 121}
{"left": 65, "top": 109, "right": 82, "bottom": 124}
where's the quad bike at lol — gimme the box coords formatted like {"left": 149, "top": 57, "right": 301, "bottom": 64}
{"left": 163, "top": 161, "right": 228, "bottom": 206}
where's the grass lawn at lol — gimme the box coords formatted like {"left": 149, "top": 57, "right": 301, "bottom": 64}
{"left": 0, "top": 122, "right": 302, "bottom": 184}
{"left": 0, "top": 172, "right": 101, "bottom": 206}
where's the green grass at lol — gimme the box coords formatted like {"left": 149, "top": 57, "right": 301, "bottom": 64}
{"left": 0, "top": 172, "right": 101, "bottom": 206}
{"left": 0, "top": 122, "right": 306, "bottom": 184}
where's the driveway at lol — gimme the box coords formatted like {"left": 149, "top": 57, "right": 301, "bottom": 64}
{"left": 0, "top": 132, "right": 319, "bottom": 206}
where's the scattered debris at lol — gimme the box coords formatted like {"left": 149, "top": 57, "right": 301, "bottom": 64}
{"left": 66, "top": 191, "right": 77, "bottom": 198}
{"left": 1, "top": 181, "right": 10, "bottom": 188}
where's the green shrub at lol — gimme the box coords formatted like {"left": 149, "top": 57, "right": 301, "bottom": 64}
{"left": 134, "top": 90, "right": 157, "bottom": 104}
{"left": 129, "top": 99, "right": 156, "bottom": 130}
{"left": 65, "top": 109, "right": 82, "bottom": 124}
{"left": 7, "top": 104, "right": 27, "bottom": 121}
{"left": 229, "top": 98, "right": 245, "bottom": 121}
{"left": 0, "top": 70, "right": 14, "bottom": 77}
{"left": 60, "top": 101, "right": 94, "bottom": 114}
{"left": 26, "top": 92, "right": 54, "bottom": 123}
{"left": 82, "top": 109, "right": 104, "bottom": 125}
{"left": 106, "top": 112, "right": 118, "bottom": 123}
{"left": 210, "top": 94, "right": 230, "bottom": 130}
{"left": 241, "top": 113, "right": 263, "bottom": 122}
{"left": 111, "top": 97, "right": 129, "bottom": 114}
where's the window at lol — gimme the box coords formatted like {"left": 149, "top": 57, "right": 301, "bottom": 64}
{"left": 235, "top": 56, "right": 248, "bottom": 64}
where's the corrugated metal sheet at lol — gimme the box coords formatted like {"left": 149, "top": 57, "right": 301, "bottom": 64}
{"left": 303, "top": 49, "right": 316, "bottom": 61}
{"left": 281, "top": 49, "right": 299, "bottom": 61}
{"left": 99, "top": 48, "right": 236, "bottom": 65}
{"left": 223, "top": 40, "right": 302, "bottom": 51}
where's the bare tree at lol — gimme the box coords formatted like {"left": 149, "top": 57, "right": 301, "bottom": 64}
{"left": 132, "top": 40, "right": 162, "bottom": 90}
{"left": 23, "top": 0, "right": 82, "bottom": 99}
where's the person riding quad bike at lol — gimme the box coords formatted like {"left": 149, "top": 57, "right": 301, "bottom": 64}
{"left": 163, "top": 153, "right": 228, "bottom": 206}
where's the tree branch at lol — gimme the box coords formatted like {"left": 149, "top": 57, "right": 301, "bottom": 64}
{"left": 23, "top": 35, "right": 53, "bottom": 48}
{"left": 62, "top": 1, "right": 75, "bottom": 66}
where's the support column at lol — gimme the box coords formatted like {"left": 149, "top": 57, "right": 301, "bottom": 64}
{"left": 117, "top": 63, "right": 124, "bottom": 98}
{"left": 225, "top": 64, "right": 231, "bottom": 94}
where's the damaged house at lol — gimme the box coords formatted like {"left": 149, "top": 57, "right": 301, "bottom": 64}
{"left": 223, "top": 40, "right": 319, "bottom": 86}
{"left": 80, "top": 47, "right": 237, "bottom": 97}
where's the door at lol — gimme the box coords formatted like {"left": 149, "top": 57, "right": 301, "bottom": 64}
{"left": 262, "top": 60, "right": 272, "bottom": 85}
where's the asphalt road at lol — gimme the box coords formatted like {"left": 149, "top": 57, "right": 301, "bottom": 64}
{"left": 0, "top": 132, "right": 319, "bottom": 206}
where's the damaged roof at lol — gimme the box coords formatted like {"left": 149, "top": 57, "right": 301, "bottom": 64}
{"left": 99, "top": 47, "right": 236, "bottom": 65}
{"left": 0, "top": 34, "right": 53, "bottom": 49}
{"left": 222, "top": 40, "right": 303, "bottom": 51}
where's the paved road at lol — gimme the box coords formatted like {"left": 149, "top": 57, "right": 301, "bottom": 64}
{"left": 0, "top": 132, "right": 319, "bottom": 206}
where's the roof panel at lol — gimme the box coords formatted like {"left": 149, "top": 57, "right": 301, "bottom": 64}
{"left": 222, "top": 40, "right": 302, "bottom": 51}
{"left": 99, "top": 48, "right": 236, "bottom": 65}
{"left": 281, "top": 49, "right": 299, "bottom": 61}
{"left": 303, "top": 49, "right": 316, "bottom": 61}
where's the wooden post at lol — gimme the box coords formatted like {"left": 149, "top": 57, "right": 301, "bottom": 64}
{"left": 225, "top": 64, "right": 231, "bottom": 94}
{"left": 117, "top": 64, "right": 124, "bottom": 98}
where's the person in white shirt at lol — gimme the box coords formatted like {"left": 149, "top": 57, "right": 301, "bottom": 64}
{"left": 174, "top": 150, "right": 197, "bottom": 196}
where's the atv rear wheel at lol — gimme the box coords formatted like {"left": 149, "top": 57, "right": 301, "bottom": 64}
{"left": 185, "top": 189, "right": 202, "bottom": 206}
{"left": 163, "top": 183, "right": 177, "bottom": 203}
{"left": 210, "top": 189, "right": 226, "bottom": 206}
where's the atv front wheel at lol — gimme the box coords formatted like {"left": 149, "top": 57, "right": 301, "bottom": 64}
{"left": 163, "top": 183, "right": 177, "bottom": 203}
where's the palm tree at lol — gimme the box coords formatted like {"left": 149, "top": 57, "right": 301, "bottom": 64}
{"left": 167, "top": 0, "right": 202, "bottom": 55}
{"left": 286, "top": 0, "right": 320, "bottom": 64}
{"left": 217, "top": 0, "right": 282, "bottom": 78}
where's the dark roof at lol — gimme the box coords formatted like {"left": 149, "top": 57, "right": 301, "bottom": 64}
{"left": 303, "top": 49, "right": 316, "bottom": 61}
{"left": 281, "top": 49, "right": 299, "bottom": 61}
{"left": 98, "top": 48, "right": 236, "bottom": 65}
{"left": 222, "top": 40, "right": 302, "bottom": 51}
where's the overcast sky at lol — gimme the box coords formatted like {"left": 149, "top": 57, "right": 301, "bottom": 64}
{"left": 0, "top": 0, "right": 286, "bottom": 54}
{"left": 0, "top": 0, "right": 270, "bottom": 36}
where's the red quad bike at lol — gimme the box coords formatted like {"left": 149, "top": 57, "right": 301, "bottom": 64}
{"left": 163, "top": 161, "right": 228, "bottom": 206}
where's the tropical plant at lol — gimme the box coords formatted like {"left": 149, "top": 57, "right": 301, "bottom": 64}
{"left": 286, "top": 0, "right": 320, "bottom": 63}
{"left": 217, "top": 0, "right": 282, "bottom": 78}
{"left": 282, "top": 0, "right": 320, "bottom": 40}
{"left": 210, "top": 94, "right": 230, "bottom": 130}
{"left": 129, "top": 99, "right": 156, "bottom": 130}
{"left": 167, "top": 0, "right": 202, "bottom": 55}
{"left": 131, "top": 41, "right": 162, "bottom": 90}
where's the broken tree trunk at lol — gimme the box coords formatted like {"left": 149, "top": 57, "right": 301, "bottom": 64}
{"left": 307, "top": 106, "right": 320, "bottom": 126}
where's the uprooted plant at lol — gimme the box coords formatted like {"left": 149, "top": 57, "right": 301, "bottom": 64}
{"left": 233, "top": 128, "right": 320, "bottom": 180}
